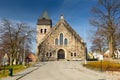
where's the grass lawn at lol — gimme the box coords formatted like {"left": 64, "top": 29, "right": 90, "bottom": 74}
{"left": 84, "top": 60, "right": 120, "bottom": 71}
{"left": 0, "top": 64, "right": 28, "bottom": 78}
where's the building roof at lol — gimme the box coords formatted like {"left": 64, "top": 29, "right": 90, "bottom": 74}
{"left": 37, "top": 11, "right": 52, "bottom": 25}
{"left": 39, "top": 11, "right": 50, "bottom": 20}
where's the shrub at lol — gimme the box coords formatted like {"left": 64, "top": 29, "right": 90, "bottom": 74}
{"left": 85, "top": 60, "right": 120, "bottom": 71}
{"left": 0, "top": 65, "right": 26, "bottom": 78}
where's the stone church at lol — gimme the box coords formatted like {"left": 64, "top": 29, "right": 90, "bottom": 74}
{"left": 36, "top": 11, "right": 85, "bottom": 61}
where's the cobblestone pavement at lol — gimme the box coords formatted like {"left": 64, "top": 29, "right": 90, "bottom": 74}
{"left": 1, "top": 61, "right": 120, "bottom": 80}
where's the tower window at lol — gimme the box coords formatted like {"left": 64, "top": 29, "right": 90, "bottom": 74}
{"left": 60, "top": 33, "right": 63, "bottom": 45}
{"left": 44, "top": 29, "right": 46, "bottom": 33}
{"left": 64, "top": 38, "right": 68, "bottom": 45}
{"left": 71, "top": 53, "right": 73, "bottom": 56}
{"left": 55, "top": 38, "right": 58, "bottom": 45}
{"left": 40, "top": 29, "right": 43, "bottom": 33}
{"left": 74, "top": 53, "right": 76, "bottom": 57}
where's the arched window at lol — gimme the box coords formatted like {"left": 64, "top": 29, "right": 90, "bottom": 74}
{"left": 60, "top": 33, "right": 63, "bottom": 45}
{"left": 71, "top": 53, "right": 73, "bottom": 56}
{"left": 55, "top": 38, "right": 58, "bottom": 45}
{"left": 74, "top": 53, "right": 76, "bottom": 56}
{"left": 40, "top": 29, "right": 43, "bottom": 33}
{"left": 64, "top": 38, "right": 68, "bottom": 45}
{"left": 44, "top": 29, "right": 46, "bottom": 33}
{"left": 46, "top": 52, "right": 48, "bottom": 56}
{"left": 50, "top": 53, "right": 52, "bottom": 56}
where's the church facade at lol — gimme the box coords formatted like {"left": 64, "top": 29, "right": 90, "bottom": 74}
{"left": 36, "top": 11, "right": 86, "bottom": 61}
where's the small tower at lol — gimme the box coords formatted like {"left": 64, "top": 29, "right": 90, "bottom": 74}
{"left": 36, "top": 11, "right": 52, "bottom": 54}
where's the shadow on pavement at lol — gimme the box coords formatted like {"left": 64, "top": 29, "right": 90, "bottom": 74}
{"left": 14, "top": 62, "right": 46, "bottom": 80}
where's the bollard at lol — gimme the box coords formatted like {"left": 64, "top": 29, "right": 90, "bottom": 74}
{"left": 8, "top": 68, "right": 13, "bottom": 76}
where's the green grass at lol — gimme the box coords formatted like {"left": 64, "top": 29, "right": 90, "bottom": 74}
{"left": 84, "top": 60, "right": 120, "bottom": 71}
{"left": 0, "top": 65, "right": 26, "bottom": 78}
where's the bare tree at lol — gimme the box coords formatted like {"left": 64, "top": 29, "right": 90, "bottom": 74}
{"left": 91, "top": 28, "right": 107, "bottom": 53}
{"left": 90, "top": 0, "right": 120, "bottom": 57}
{"left": 37, "top": 40, "right": 56, "bottom": 61}
{"left": 114, "top": 26, "right": 120, "bottom": 48}
{"left": 0, "top": 19, "right": 35, "bottom": 65}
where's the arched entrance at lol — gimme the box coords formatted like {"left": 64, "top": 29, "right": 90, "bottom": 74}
{"left": 57, "top": 49, "right": 65, "bottom": 60}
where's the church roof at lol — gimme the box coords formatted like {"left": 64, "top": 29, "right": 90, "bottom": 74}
{"left": 39, "top": 11, "right": 50, "bottom": 20}
{"left": 37, "top": 11, "right": 52, "bottom": 25}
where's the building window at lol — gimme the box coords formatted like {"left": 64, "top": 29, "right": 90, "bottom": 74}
{"left": 74, "top": 53, "right": 76, "bottom": 57}
{"left": 71, "top": 53, "right": 73, "bottom": 56}
{"left": 64, "top": 38, "right": 68, "bottom": 45}
{"left": 44, "top": 29, "right": 46, "bottom": 33}
{"left": 46, "top": 52, "right": 48, "bottom": 56}
{"left": 55, "top": 38, "right": 58, "bottom": 45}
{"left": 50, "top": 53, "right": 52, "bottom": 56}
{"left": 40, "top": 29, "right": 43, "bottom": 33}
{"left": 60, "top": 33, "right": 63, "bottom": 45}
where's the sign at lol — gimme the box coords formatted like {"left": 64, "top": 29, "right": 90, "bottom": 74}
{"left": 99, "top": 55, "right": 103, "bottom": 60}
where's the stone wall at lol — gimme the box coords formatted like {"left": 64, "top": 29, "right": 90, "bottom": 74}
{"left": 36, "top": 25, "right": 51, "bottom": 55}
{"left": 37, "top": 21, "right": 85, "bottom": 61}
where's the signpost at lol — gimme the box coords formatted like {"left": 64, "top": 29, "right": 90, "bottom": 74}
{"left": 99, "top": 55, "right": 103, "bottom": 72}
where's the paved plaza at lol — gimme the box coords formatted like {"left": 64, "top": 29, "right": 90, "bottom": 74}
{"left": 1, "top": 61, "right": 120, "bottom": 80}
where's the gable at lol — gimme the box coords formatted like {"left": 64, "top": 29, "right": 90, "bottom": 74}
{"left": 40, "top": 18, "right": 83, "bottom": 46}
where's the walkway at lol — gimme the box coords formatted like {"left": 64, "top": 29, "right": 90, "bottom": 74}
{"left": 1, "top": 61, "right": 120, "bottom": 80}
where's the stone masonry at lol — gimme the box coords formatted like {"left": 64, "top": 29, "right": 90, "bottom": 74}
{"left": 36, "top": 11, "right": 85, "bottom": 61}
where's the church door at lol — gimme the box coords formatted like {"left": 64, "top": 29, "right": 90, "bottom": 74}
{"left": 57, "top": 49, "right": 65, "bottom": 59}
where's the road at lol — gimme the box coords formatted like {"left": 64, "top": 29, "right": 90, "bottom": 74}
{"left": 18, "top": 61, "right": 119, "bottom": 80}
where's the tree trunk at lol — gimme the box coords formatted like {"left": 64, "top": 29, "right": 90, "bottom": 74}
{"left": 108, "top": 36, "right": 114, "bottom": 58}
{"left": 9, "top": 48, "right": 14, "bottom": 66}
{"left": 10, "top": 54, "right": 13, "bottom": 66}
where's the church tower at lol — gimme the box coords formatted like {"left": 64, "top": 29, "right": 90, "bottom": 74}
{"left": 36, "top": 11, "right": 52, "bottom": 54}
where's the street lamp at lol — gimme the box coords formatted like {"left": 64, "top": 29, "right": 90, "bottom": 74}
{"left": 23, "top": 33, "right": 27, "bottom": 66}
{"left": 100, "top": 35, "right": 104, "bottom": 72}
{"left": 84, "top": 42, "right": 87, "bottom": 64}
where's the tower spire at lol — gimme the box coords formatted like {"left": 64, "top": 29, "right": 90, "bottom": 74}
{"left": 37, "top": 11, "right": 52, "bottom": 26}
{"left": 39, "top": 11, "right": 50, "bottom": 19}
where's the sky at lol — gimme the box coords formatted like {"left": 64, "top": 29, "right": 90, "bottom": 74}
{"left": 0, "top": 0, "right": 97, "bottom": 52}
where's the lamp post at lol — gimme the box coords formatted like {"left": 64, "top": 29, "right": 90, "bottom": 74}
{"left": 100, "top": 35, "right": 104, "bottom": 72}
{"left": 3, "top": 56, "right": 6, "bottom": 74}
{"left": 23, "top": 33, "right": 27, "bottom": 66}
{"left": 84, "top": 42, "right": 87, "bottom": 64}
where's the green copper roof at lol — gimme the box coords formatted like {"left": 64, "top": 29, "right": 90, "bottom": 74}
{"left": 39, "top": 11, "right": 50, "bottom": 19}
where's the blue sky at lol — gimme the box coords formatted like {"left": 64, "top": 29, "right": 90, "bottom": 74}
{"left": 0, "top": 0, "right": 97, "bottom": 52}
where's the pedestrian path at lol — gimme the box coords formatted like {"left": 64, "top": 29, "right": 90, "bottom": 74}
{"left": 1, "top": 61, "right": 120, "bottom": 80}
{"left": 1, "top": 63, "right": 44, "bottom": 80}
